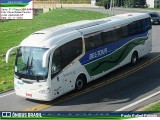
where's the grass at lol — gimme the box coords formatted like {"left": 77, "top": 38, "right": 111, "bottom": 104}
{"left": 0, "top": 4, "right": 28, "bottom": 7}
{"left": 0, "top": 9, "right": 108, "bottom": 92}
{"left": 144, "top": 101, "right": 160, "bottom": 112}
{"left": 145, "top": 8, "right": 160, "bottom": 11}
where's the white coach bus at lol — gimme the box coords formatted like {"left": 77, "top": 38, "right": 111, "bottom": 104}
{"left": 6, "top": 13, "right": 152, "bottom": 101}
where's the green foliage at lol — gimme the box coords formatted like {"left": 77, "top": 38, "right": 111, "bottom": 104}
{"left": 123, "top": 0, "right": 146, "bottom": 7}
{"left": 155, "top": 0, "right": 160, "bottom": 8}
{"left": 96, "top": 0, "right": 110, "bottom": 6}
{"left": 60, "top": 0, "right": 90, "bottom": 4}
{"left": 145, "top": 101, "right": 160, "bottom": 111}
{"left": 0, "top": 9, "right": 107, "bottom": 92}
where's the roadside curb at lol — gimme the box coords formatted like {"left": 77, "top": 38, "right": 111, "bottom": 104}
{"left": 136, "top": 100, "right": 160, "bottom": 111}
{"left": 113, "top": 7, "right": 160, "bottom": 14}
{"left": 0, "top": 88, "right": 14, "bottom": 95}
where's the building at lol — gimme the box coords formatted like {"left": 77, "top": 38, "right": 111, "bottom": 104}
{"left": 146, "top": 0, "right": 159, "bottom": 8}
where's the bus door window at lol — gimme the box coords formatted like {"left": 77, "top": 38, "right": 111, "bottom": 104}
{"left": 51, "top": 48, "right": 62, "bottom": 78}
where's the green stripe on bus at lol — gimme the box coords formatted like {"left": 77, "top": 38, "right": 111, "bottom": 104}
{"left": 84, "top": 38, "right": 147, "bottom": 76}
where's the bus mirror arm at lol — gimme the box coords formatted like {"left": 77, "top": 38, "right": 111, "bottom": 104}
{"left": 42, "top": 51, "right": 50, "bottom": 68}
{"left": 6, "top": 46, "right": 19, "bottom": 63}
{"left": 42, "top": 47, "right": 55, "bottom": 68}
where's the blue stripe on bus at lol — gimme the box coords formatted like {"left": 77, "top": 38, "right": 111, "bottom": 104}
{"left": 80, "top": 31, "right": 148, "bottom": 65}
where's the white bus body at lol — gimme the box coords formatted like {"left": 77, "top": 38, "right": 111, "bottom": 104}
{"left": 6, "top": 13, "right": 152, "bottom": 101}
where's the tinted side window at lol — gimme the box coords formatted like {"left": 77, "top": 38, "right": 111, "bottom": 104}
{"left": 85, "top": 33, "right": 103, "bottom": 51}
{"left": 142, "top": 18, "right": 151, "bottom": 31}
{"left": 134, "top": 21, "right": 139, "bottom": 34}
{"left": 51, "top": 48, "right": 61, "bottom": 78}
{"left": 61, "top": 38, "right": 82, "bottom": 68}
{"left": 121, "top": 25, "right": 129, "bottom": 37}
{"left": 101, "top": 30, "right": 113, "bottom": 44}
{"left": 113, "top": 28, "right": 121, "bottom": 41}
{"left": 129, "top": 22, "right": 137, "bottom": 35}
{"left": 51, "top": 38, "right": 82, "bottom": 77}
{"left": 102, "top": 27, "right": 123, "bottom": 44}
{"left": 146, "top": 18, "right": 152, "bottom": 30}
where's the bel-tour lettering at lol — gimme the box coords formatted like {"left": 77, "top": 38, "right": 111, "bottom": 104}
{"left": 89, "top": 48, "right": 108, "bottom": 60}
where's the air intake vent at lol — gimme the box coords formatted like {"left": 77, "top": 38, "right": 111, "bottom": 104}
{"left": 75, "top": 20, "right": 111, "bottom": 30}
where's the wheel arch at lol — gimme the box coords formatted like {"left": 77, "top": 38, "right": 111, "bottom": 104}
{"left": 74, "top": 73, "right": 88, "bottom": 90}
{"left": 76, "top": 73, "right": 87, "bottom": 84}
{"left": 130, "top": 50, "right": 139, "bottom": 65}
{"left": 133, "top": 50, "right": 139, "bottom": 59}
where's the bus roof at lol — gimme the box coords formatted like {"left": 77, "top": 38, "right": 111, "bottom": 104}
{"left": 20, "top": 13, "right": 150, "bottom": 48}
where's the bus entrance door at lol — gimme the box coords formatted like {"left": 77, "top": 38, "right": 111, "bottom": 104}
{"left": 52, "top": 74, "right": 64, "bottom": 97}
{"left": 63, "top": 70, "right": 75, "bottom": 93}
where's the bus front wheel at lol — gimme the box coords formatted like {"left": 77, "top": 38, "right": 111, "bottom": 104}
{"left": 131, "top": 52, "right": 138, "bottom": 65}
{"left": 75, "top": 76, "right": 86, "bottom": 90}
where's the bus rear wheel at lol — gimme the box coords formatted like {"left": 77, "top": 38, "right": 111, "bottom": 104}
{"left": 131, "top": 52, "right": 138, "bottom": 65}
{"left": 75, "top": 76, "right": 86, "bottom": 90}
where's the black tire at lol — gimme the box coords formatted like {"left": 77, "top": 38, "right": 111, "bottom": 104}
{"left": 131, "top": 52, "right": 138, "bottom": 65}
{"left": 75, "top": 76, "right": 86, "bottom": 90}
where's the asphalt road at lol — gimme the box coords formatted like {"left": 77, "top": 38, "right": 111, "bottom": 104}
{"left": 69, "top": 7, "right": 160, "bottom": 15}
{"left": 0, "top": 7, "right": 160, "bottom": 112}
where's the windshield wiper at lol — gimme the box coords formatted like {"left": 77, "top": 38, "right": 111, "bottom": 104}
{"left": 30, "top": 57, "right": 39, "bottom": 82}
{"left": 18, "top": 57, "right": 39, "bottom": 82}
{"left": 17, "top": 73, "right": 24, "bottom": 79}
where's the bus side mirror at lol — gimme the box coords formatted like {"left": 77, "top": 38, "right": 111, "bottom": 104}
{"left": 42, "top": 47, "right": 55, "bottom": 68}
{"left": 6, "top": 46, "right": 19, "bottom": 63}
{"left": 42, "top": 50, "right": 50, "bottom": 68}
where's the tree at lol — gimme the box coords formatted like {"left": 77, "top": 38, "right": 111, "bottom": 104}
{"left": 136, "top": 0, "right": 146, "bottom": 6}
{"left": 96, "top": 0, "right": 110, "bottom": 7}
{"left": 124, "top": 0, "right": 134, "bottom": 7}
{"left": 123, "top": 0, "right": 146, "bottom": 7}
{"left": 156, "top": 0, "right": 160, "bottom": 8}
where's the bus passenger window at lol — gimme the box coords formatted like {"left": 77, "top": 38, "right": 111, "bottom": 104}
{"left": 91, "top": 34, "right": 103, "bottom": 48}
{"left": 142, "top": 18, "right": 151, "bottom": 32}
{"left": 85, "top": 37, "right": 93, "bottom": 51}
{"left": 129, "top": 22, "right": 136, "bottom": 35}
{"left": 85, "top": 33, "right": 103, "bottom": 51}
{"left": 102, "top": 30, "right": 114, "bottom": 44}
{"left": 61, "top": 38, "right": 82, "bottom": 68}
{"left": 146, "top": 18, "right": 152, "bottom": 30}
{"left": 136, "top": 20, "right": 143, "bottom": 34}
{"left": 121, "top": 25, "right": 129, "bottom": 37}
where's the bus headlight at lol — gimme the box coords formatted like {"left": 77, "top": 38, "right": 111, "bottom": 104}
{"left": 39, "top": 87, "right": 51, "bottom": 94}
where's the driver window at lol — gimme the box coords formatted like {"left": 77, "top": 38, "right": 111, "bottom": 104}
{"left": 51, "top": 48, "right": 61, "bottom": 78}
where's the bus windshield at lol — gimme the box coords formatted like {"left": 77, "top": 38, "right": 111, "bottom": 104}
{"left": 15, "top": 47, "right": 49, "bottom": 81}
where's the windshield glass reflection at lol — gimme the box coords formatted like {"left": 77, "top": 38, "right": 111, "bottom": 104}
{"left": 15, "top": 47, "right": 48, "bottom": 81}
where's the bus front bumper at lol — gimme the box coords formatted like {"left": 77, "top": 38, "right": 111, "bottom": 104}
{"left": 14, "top": 86, "right": 53, "bottom": 101}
